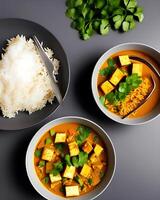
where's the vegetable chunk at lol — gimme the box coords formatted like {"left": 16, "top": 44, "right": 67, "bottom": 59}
{"left": 119, "top": 55, "right": 131, "bottom": 66}
{"left": 55, "top": 133, "right": 66, "bottom": 143}
{"left": 132, "top": 63, "right": 142, "bottom": 76}
{"left": 49, "top": 173, "right": 62, "bottom": 183}
{"left": 65, "top": 185, "right": 80, "bottom": 197}
{"left": 94, "top": 144, "right": 103, "bottom": 156}
{"left": 63, "top": 165, "right": 76, "bottom": 179}
{"left": 82, "top": 141, "right": 93, "bottom": 154}
{"left": 68, "top": 141, "right": 79, "bottom": 157}
{"left": 80, "top": 164, "right": 91, "bottom": 178}
{"left": 100, "top": 80, "right": 114, "bottom": 95}
{"left": 42, "top": 147, "right": 54, "bottom": 161}
{"left": 109, "top": 68, "right": 125, "bottom": 86}
{"left": 90, "top": 153, "right": 98, "bottom": 163}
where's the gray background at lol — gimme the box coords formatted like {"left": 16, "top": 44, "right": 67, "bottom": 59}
{"left": 0, "top": 0, "right": 159, "bottom": 199}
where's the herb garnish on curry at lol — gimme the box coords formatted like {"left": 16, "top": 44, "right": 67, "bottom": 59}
{"left": 34, "top": 122, "right": 107, "bottom": 197}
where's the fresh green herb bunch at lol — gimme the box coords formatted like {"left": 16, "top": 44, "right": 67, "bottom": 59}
{"left": 66, "top": 0, "right": 144, "bottom": 40}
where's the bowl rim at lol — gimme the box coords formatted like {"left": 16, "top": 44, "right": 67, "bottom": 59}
{"left": 91, "top": 42, "right": 160, "bottom": 125}
{"left": 25, "top": 116, "right": 116, "bottom": 200}
{"left": 0, "top": 18, "right": 71, "bottom": 131}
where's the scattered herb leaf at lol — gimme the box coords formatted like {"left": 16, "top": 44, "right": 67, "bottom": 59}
{"left": 45, "top": 138, "right": 52, "bottom": 145}
{"left": 50, "top": 129, "right": 56, "bottom": 136}
{"left": 65, "top": 154, "right": 72, "bottom": 166}
{"left": 88, "top": 178, "right": 93, "bottom": 185}
{"left": 35, "top": 149, "right": 42, "bottom": 158}
{"left": 51, "top": 161, "right": 63, "bottom": 176}
{"left": 76, "top": 125, "right": 91, "bottom": 146}
{"left": 39, "top": 160, "right": 45, "bottom": 167}
{"left": 72, "top": 151, "right": 88, "bottom": 167}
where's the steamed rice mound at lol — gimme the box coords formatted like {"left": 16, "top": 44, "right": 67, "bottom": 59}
{"left": 0, "top": 35, "right": 60, "bottom": 118}
{"left": 105, "top": 77, "right": 152, "bottom": 117}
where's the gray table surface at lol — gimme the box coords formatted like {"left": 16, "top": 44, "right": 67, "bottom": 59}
{"left": 0, "top": 0, "right": 160, "bottom": 199}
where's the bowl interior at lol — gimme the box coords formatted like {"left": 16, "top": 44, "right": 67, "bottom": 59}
{"left": 92, "top": 43, "right": 160, "bottom": 125}
{"left": 26, "top": 116, "right": 116, "bottom": 200}
{"left": 0, "top": 18, "right": 70, "bottom": 130}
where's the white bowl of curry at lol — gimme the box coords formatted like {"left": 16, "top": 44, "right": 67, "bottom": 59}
{"left": 92, "top": 43, "right": 160, "bottom": 125}
{"left": 26, "top": 116, "right": 116, "bottom": 200}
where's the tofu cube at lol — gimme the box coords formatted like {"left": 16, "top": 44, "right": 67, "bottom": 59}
{"left": 100, "top": 80, "right": 114, "bottom": 95}
{"left": 119, "top": 55, "right": 131, "bottom": 66}
{"left": 41, "top": 147, "right": 54, "bottom": 161}
{"left": 109, "top": 68, "right": 125, "bottom": 86}
{"left": 94, "top": 144, "right": 103, "bottom": 156}
{"left": 63, "top": 165, "right": 76, "bottom": 179}
{"left": 65, "top": 185, "right": 80, "bottom": 197}
{"left": 80, "top": 164, "right": 91, "bottom": 178}
{"left": 90, "top": 153, "right": 98, "bottom": 163}
{"left": 68, "top": 141, "right": 79, "bottom": 157}
{"left": 49, "top": 173, "right": 62, "bottom": 183}
{"left": 55, "top": 133, "right": 66, "bottom": 143}
{"left": 82, "top": 141, "right": 93, "bottom": 154}
{"left": 132, "top": 63, "right": 142, "bottom": 76}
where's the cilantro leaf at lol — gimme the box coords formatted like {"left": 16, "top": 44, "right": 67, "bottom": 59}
{"left": 72, "top": 151, "right": 88, "bottom": 167}
{"left": 35, "top": 149, "right": 42, "bottom": 158}
{"left": 65, "top": 154, "right": 72, "bottom": 166}
{"left": 99, "top": 58, "right": 116, "bottom": 76}
{"left": 76, "top": 125, "right": 91, "bottom": 146}
{"left": 51, "top": 161, "right": 63, "bottom": 176}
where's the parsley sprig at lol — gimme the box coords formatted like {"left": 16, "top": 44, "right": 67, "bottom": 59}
{"left": 66, "top": 0, "right": 144, "bottom": 40}
{"left": 99, "top": 58, "right": 116, "bottom": 77}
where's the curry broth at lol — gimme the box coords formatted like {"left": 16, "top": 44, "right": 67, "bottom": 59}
{"left": 98, "top": 50, "right": 160, "bottom": 118}
{"left": 34, "top": 122, "right": 107, "bottom": 197}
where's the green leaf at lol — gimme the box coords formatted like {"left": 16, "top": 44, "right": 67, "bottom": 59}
{"left": 39, "top": 160, "right": 45, "bottom": 167}
{"left": 50, "top": 129, "right": 55, "bottom": 136}
{"left": 100, "top": 96, "right": 105, "bottom": 105}
{"left": 100, "top": 19, "right": 110, "bottom": 35}
{"left": 76, "top": 125, "right": 91, "bottom": 145}
{"left": 88, "top": 178, "right": 93, "bottom": 185}
{"left": 122, "top": 21, "right": 130, "bottom": 32}
{"left": 42, "top": 176, "right": 49, "bottom": 184}
{"left": 51, "top": 162, "right": 63, "bottom": 176}
{"left": 99, "top": 58, "right": 116, "bottom": 76}
{"left": 45, "top": 138, "right": 52, "bottom": 145}
{"left": 66, "top": 0, "right": 75, "bottom": 8}
{"left": 74, "top": 175, "right": 84, "bottom": 188}
{"left": 81, "top": 4, "right": 89, "bottom": 18}
{"left": 86, "top": 9, "right": 94, "bottom": 20}
{"left": 129, "top": 20, "right": 136, "bottom": 29}
{"left": 92, "top": 20, "right": 100, "bottom": 31}
{"left": 72, "top": 151, "right": 88, "bottom": 167}
{"left": 66, "top": 8, "right": 77, "bottom": 20}
{"left": 74, "top": 0, "right": 83, "bottom": 7}
{"left": 55, "top": 143, "right": 66, "bottom": 152}
{"left": 35, "top": 149, "right": 42, "bottom": 158}
{"left": 65, "top": 154, "right": 72, "bottom": 166}
{"left": 134, "top": 7, "right": 144, "bottom": 22}
{"left": 95, "top": 0, "right": 105, "bottom": 9}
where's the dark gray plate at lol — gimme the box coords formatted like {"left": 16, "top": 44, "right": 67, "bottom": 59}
{"left": 0, "top": 18, "right": 70, "bottom": 130}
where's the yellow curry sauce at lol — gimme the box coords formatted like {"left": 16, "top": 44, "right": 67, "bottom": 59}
{"left": 98, "top": 50, "right": 160, "bottom": 118}
{"left": 34, "top": 122, "right": 107, "bottom": 197}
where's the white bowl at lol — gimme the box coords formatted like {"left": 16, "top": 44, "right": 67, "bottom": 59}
{"left": 26, "top": 116, "right": 116, "bottom": 200}
{"left": 92, "top": 43, "right": 160, "bottom": 125}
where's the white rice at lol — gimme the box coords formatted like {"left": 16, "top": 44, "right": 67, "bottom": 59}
{"left": 0, "top": 35, "right": 60, "bottom": 118}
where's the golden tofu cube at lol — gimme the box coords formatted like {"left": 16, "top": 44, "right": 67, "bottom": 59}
{"left": 68, "top": 141, "right": 79, "bottom": 157}
{"left": 65, "top": 186, "right": 80, "bottom": 197}
{"left": 90, "top": 153, "right": 98, "bottom": 163}
{"left": 94, "top": 144, "right": 103, "bottom": 156}
{"left": 49, "top": 173, "right": 62, "bottom": 183}
{"left": 82, "top": 141, "right": 93, "bottom": 154}
{"left": 132, "top": 63, "right": 142, "bottom": 76}
{"left": 80, "top": 164, "right": 91, "bottom": 178}
{"left": 119, "top": 55, "right": 131, "bottom": 66}
{"left": 101, "top": 80, "right": 114, "bottom": 95}
{"left": 109, "top": 68, "right": 125, "bottom": 86}
{"left": 55, "top": 133, "right": 66, "bottom": 143}
{"left": 41, "top": 147, "right": 54, "bottom": 161}
{"left": 63, "top": 165, "right": 76, "bottom": 179}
